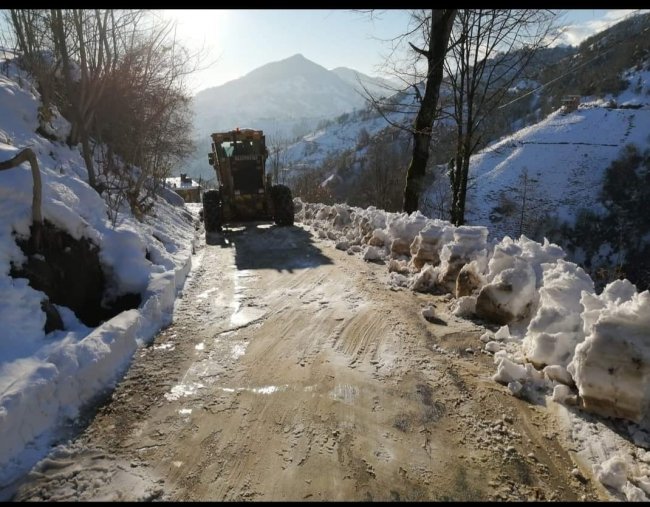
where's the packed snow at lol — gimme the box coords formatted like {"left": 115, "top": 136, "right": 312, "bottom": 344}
{"left": 296, "top": 197, "right": 650, "bottom": 501}
{"left": 0, "top": 58, "right": 197, "bottom": 493}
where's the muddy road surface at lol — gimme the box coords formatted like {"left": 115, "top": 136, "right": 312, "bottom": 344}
{"left": 12, "top": 222, "right": 606, "bottom": 501}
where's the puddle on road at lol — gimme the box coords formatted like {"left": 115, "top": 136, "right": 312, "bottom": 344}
{"left": 164, "top": 382, "right": 205, "bottom": 401}
{"left": 195, "top": 342, "right": 205, "bottom": 351}
{"left": 179, "top": 408, "right": 192, "bottom": 416}
{"left": 253, "top": 385, "right": 283, "bottom": 394}
{"left": 229, "top": 269, "right": 265, "bottom": 327}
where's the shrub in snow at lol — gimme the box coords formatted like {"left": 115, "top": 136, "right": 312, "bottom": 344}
{"left": 522, "top": 259, "right": 594, "bottom": 368}
{"left": 568, "top": 281, "right": 650, "bottom": 425}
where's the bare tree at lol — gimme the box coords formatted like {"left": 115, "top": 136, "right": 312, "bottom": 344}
{"left": 403, "top": 10, "right": 456, "bottom": 214}
{"left": 351, "top": 129, "right": 410, "bottom": 211}
{"left": 5, "top": 10, "right": 57, "bottom": 130}
{"left": 358, "top": 10, "right": 457, "bottom": 214}
{"left": 445, "top": 9, "right": 557, "bottom": 225}
{"left": 94, "top": 18, "right": 196, "bottom": 219}
{"left": 267, "top": 131, "right": 290, "bottom": 185}
{"left": 3, "top": 9, "right": 198, "bottom": 220}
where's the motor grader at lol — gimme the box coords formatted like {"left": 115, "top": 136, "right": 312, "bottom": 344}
{"left": 202, "top": 128, "right": 294, "bottom": 235}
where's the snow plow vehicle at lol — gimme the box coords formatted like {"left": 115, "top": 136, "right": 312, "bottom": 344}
{"left": 202, "top": 128, "right": 294, "bottom": 235}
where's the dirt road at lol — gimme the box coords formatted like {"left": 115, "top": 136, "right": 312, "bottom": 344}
{"left": 12, "top": 222, "right": 607, "bottom": 501}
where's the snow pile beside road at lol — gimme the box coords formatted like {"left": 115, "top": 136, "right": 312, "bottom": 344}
{"left": 297, "top": 197, "right": 650, "bottom": 498}
{"left": 522, "top": 260, "right": 595, "bottom": 368}
{"left": 0, "top": 58, "right": 197, "bottom": 491}
{"left": 568, "top": 280, "right": 650, "bottom": 425}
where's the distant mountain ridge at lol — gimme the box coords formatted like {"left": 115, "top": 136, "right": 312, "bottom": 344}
{"left": 186, "top": 53, "right": 399, "bottom": 179}
{"left": 192, "top": 54, "right": 390, "bottom": 134}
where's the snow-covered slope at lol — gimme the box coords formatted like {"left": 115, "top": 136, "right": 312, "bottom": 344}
{"left": 282, "top": 102, "right": 413, "bottom": 177}
{"left": 422, "top": 66, "right": 650, "bottom": 240}
{"left": 0, "top": 58, "right": 196, "bottom": 493}
{"left": 277, "top": 84, "right": 419, "bottom": 182}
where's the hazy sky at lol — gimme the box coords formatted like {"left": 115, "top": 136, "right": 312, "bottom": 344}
{"left": 161, "top": 9, "right": 647, "bottom": 95}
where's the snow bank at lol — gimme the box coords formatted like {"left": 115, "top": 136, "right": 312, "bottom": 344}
{"left": 568, "top": 281, "right": 650, "bottom": 425}
{"left": 475, "top": 236, "right": 565, "bottom": 325}
{"left": 296, "top": 197, "right": 650, "bottom": 436}
{"left": 0, "top": 58, "right": 197, "bottom": 489}
{"left": 409, "top": 222, "right": 453, "bottom": 269}
{"left": 522, "top": 260, "right": 594, "bottom": 368}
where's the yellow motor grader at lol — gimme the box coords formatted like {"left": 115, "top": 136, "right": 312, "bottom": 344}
{"left": 202, "top": 128, "right": 294, "bottom": 234}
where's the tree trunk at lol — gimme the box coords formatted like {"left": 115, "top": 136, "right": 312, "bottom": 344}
{"left": 403, "top": 9, "right": 457, "bottom": 214}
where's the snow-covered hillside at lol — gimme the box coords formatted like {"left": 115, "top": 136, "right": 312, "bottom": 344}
{"left": 0, "top": 58, "right": 197, "bottom": 492}
{"left": 282, "top": 101, "right": 414, "bottom": 179}
{"left": 2, "top": 12, "right": 650, "bottom": 500}
{"left": 423, "top": 66, "right": 650, "bottom": 240}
